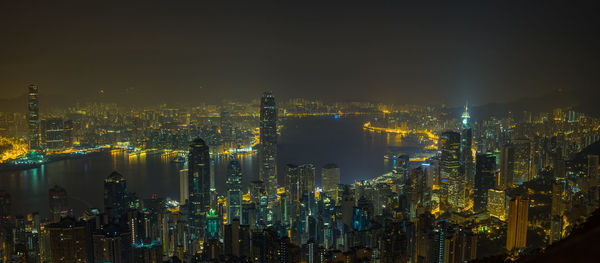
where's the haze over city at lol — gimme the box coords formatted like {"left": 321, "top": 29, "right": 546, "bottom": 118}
{"left": 1, "top": 1, "right": 600, "bottom": 263}
{"left": 1, "top": 1, "right": 599, "bottom": 107}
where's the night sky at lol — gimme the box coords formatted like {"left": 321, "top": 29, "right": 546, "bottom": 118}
{"left": 1, "top": 0, "right": 599, "bottom": 107}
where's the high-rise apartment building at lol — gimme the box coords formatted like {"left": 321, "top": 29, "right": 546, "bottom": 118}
{"left": 506, "top": 195, "right": 529, "bottom": 251}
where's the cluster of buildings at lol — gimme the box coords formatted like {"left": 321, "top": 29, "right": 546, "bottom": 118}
{"left": 1, "top": 86, "right": 600, "bottom": 262}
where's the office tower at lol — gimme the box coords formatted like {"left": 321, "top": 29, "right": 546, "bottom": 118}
{"left": 321, "top": 163, "right": 340, "bottom": 202}
{"left": 506, "top": 195, "right": 529, "bottom": 251}
{"left": 487, "top": 189, "right": 506, "bottom": 220}
{"left": 49, "top": 185, "right": 70, "bottom": 223}
{"left": 474, "top": 154, "right": 496, "bottom": 213}
{"left": 340, "top": 185, "right": 354, "bottom": 230}
{"left": 512, "top": 139, "right": 533, "bottom": 183}
{"left": 0, "top": 191, "right": 9, "bottom": 218}
{"left": 431, "top": 220, "right": 450, "bottom": 263}
{"left": 92, "top": 224, "right": 132, "bottom": 263}
{"left": 440, "top": 131, "right": 464, "bottom": 210}
{"left": 27, "top": 84, "right": 41, "bottom": 151}
{"left": 500, "top": 144, "right": 515, "bottom": 188}
{"left": 224, "top": 219, "right": 250, "bottom": 259}
{"left": 502, "top": 140, "right": 533, "bottom": 187}
{"left": 42, "top": 118, "right": 65, "bottom": 152}
{"left": 227, "top": 159, "right": 243, "bottom": 223}
{"left": 259, "top": 92, "right": 278, "bottom": 197}
{"left": 46, "top": 217, "right": 92, "bottom": 262}
{"left": 187, "top": 138, "right": 211, "bottom": 235}
{"left": 104, "top": 171, "right": 128, "bottom": 226}
{"left": 205, "top": 209, "right": 220, "bottom": 239}
{"left": 299, "top": 164, "right": 316, "bottom": 195}
{"left": 460, "top": 105, "right": 474, "bottom": 186}
{"left": 285, "top": 164, "right": 300, "bottom": 202}
{"left": 179, "top": 169, "right": 189, "bottom": 205}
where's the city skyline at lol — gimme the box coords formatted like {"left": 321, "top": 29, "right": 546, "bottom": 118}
{"left": 1, "top": 1, "right": 600, "bottom": 262}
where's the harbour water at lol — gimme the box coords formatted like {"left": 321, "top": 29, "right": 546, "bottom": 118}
{"left": 0, "top": 116, "right": 425, "bottom": 216}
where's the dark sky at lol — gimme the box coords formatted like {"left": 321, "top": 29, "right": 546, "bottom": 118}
{"left": 1, "top": 0, "right": 599, "bottom": 106}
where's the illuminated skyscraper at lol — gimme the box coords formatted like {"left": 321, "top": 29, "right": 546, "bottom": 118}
{"left": 179, "top": 169, "right": 189, "bottom": 205}
{"left": 42, "top": 118, "right": 65, "bottom": 152}
{"left": 487, "top": 189, "right": 506, "bottom": 221}
{"left": 299, "top": 164, "right": 316, "bottom": 195}
{"left": 227, "top": 159, "right": 243, "bottom": 224}
{"left": 104, "top": 171, "right": 128, "bottom": 226}
{"left": 321, "top": 163, "right": 340, "bottom": 202}
{"left": 506, "top": 195, "right": 528, "bottom": 251}
{"left": 259, "top": 92, "right": 278, "bottom": 197}
{"left": 285, "top": 164, "right": 300, "bottom": 202}
{"left": 27, "top": 84, "right": 41, "bottom": 151}
{"left": 188, "top": 138, "right": 211, "bottom": 235}
{"left": 440, "top": 131, "right": 464, "bottom": 209}
{"left": 474, "top": 154, "right": 496, "bottom": 213}
{"left": 49, "top": 185, "right": 70, "bottom": 223}
{"left": 512, "top": 139, "right": 533, "bottom": 184}
{"left": 460, "top": 105, "right": 473, "bottom": 187}
{"left": 500, "top": 144, "right": 515, "bottom": 188}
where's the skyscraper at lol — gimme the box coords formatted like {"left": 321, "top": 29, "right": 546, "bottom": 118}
{"left": 474, "top": 154, "right": 496, "bottom": 213}
{"left": 104, "top": 171, "right": 128, "bottom": 226}
{"left": 299, "top": 164, "right": 316, "bottom": 195}
{"left": 227, "top": 159, "right": 243, "bottom": 224}
{"left": 42, "top": 118, "right": 65, "bottom": 152}
{"left": 460, "top": 105, "right": 473, "bottom": 187}
{"left": 487, "top": 189, "right": 506, "bottom": 221}
{"left": 512, "top": 139, "right": 533, "bottom": 184}
{"left": 259, "top": 92, "right": 278, "bottom": 197}
{"left": 188, "top": 138, "right": 211, "bottom": 235}
{"left": 506, "top": 195, "right": 529, "bottom": 252}
{"left": 321, "top": 163, "right": 340, "bottom": 202}
{"left": 440, "top": 131, "right": 464, "bottom": 210}
{"left": 179, "top": 169, "right": 189, "bottom": 205}
{"left": 500, "top": 144, "right": 515, "bottom": 188}
{"left": 285, "top": 164, "right": 300, "bottom": 202}
{"left": 27, "top": 84, "right": 40, "bottom": 151}
{"left": 49, "top": 185, "right": 70, "bottom": 223}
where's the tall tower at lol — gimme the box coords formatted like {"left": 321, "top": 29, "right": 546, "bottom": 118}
{"left": 259, "top": 92, "right": 278, "bottom": 197}
{"left": 104, "top": 171, "right": 128, "bottom": 226}
{"left": 440, "top": 131, "right": 464, "bottom": 210}
{"left": 321, "top": 163, "right": 341, "bottom": 202}
{"left": 227, "top": 159, "right": 243, "bottom": 224}
{"left": 28, "top": 84, "right": 41, "bottom": 151}
{"left": 299, "top": 164, "right": 316, "bottom": 195}
{"left": 474, "top": 154, "right": 496, "bottom": 213}
{"left": 506, "top": 195, "right": 529, "bottom": 252}
{"left": 188, "top": 138, "right": 211, "bottom": 235}
{"left": 460, "top": 104, "right": 473, "bottom": 187}
{"left": 49, "top": 185, "right": 70, "bottom": 223}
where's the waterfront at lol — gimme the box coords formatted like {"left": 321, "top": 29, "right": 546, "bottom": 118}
{"left": 0, "top": 116, "right": 427, "bottom": 216}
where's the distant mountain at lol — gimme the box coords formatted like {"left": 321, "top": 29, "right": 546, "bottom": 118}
{"left": 447, "top": 89, "right": 599, "bottom": 120}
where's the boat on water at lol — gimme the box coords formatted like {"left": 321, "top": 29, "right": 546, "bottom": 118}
{"left": 171, "top": 152, "right": 187, "bottom": 163}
